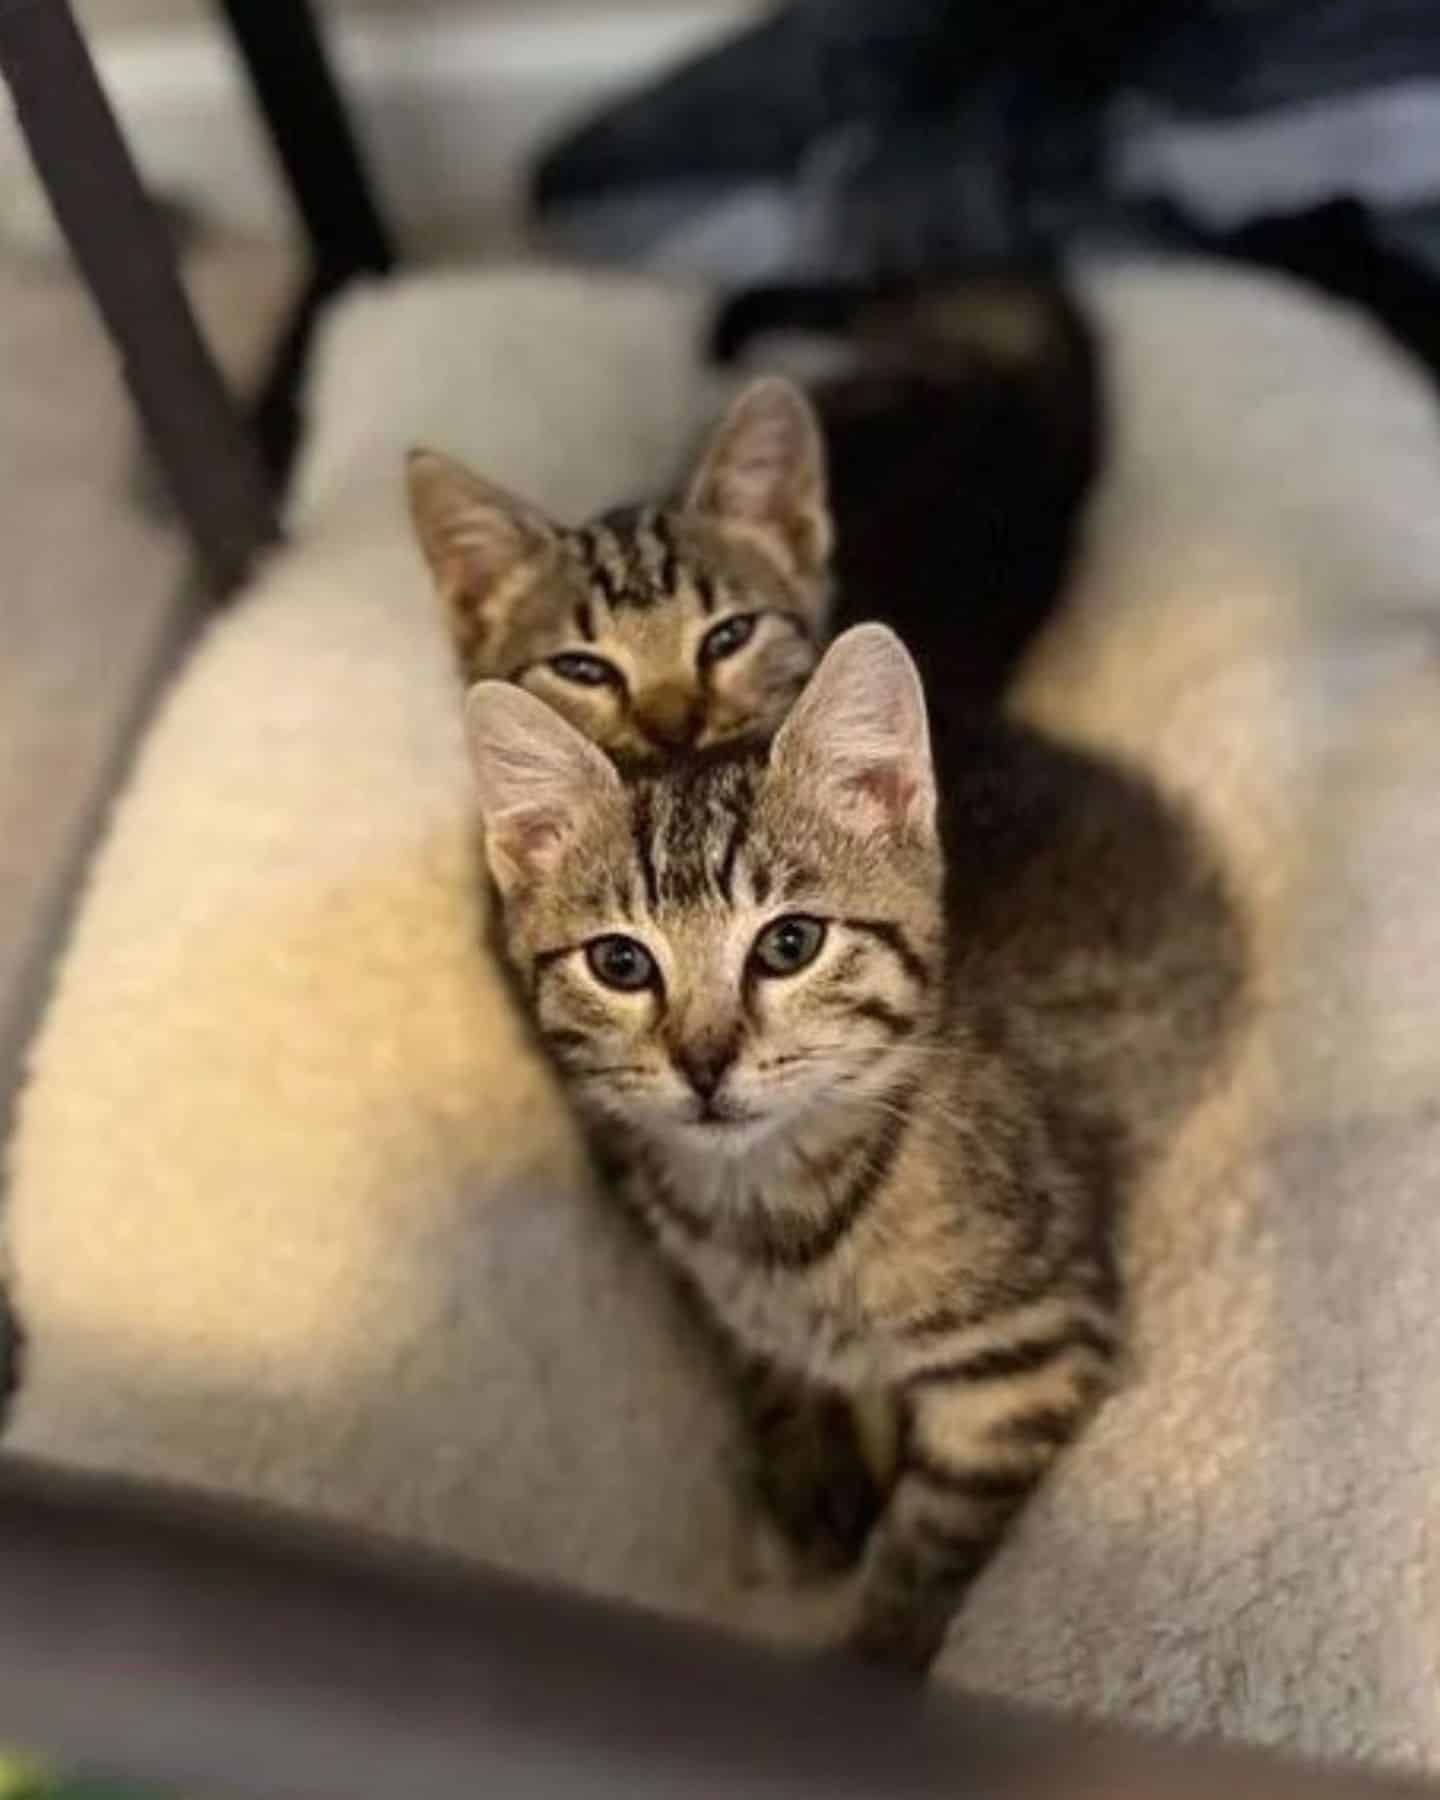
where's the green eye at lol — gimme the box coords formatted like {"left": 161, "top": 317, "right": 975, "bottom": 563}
{"left": 699, "top": 613, "right": 758, "bottom": 666}
{"left": 550, "top": 652, "right": 620, "bottom": 688}
{"left": 586, "top": 934, "right": 657, "bottom": 991}
{"left": 750, "top": 915, "right": 826, "bottom": 978}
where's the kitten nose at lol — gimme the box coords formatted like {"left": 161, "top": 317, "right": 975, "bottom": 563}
{"left": 637, "top": 685, "right": 700, "bottom": 751}
{"left": 675, "top": 1038, "right": 737, "bottom": 1101}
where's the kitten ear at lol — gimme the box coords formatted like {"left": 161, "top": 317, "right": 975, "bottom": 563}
{"left": 685, "top": 377, "right": 832, "bottom": 584}
{"left": 771, "top": 624, "right": 936, "bottom": 842}
{"left": 465, "top": 681, "right": 623, "bottom": 891}
{"left": 407, "top": 449, "right": 558, "bottom": 664}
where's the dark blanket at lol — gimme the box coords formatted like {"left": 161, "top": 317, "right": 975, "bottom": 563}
{"left": 531, "top": 0, "right": 1440, "bottom": 281}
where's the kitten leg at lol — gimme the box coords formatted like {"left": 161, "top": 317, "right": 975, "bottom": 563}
{"left": 733, "top": 1357, "right": 890, "bottom": 1577}
{"left": 659, "top": 1260, "right": 891, "bottom": 1576}
{"left": 851, "top": 1334, "right": 1112, "bottom": 1672}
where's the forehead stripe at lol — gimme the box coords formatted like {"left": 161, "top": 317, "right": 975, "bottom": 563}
{"left": 605, "top": 525, "right": 634, "bottom": 589}
{"left": 715, "top": 802, "right": 749, "bottom": 904}
{"left": 577, "top": 527, "right": 622, "bottom": 608}
{"left": 631, "top": 785, "right": 661, "bottom": 909}
{"left": 651, "top": 511, "right": 680, "bottom": 592}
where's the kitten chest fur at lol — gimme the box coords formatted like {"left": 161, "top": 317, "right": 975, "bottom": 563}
{"left": 619, "top": 1041, "right": 1115, "bottom": 1393}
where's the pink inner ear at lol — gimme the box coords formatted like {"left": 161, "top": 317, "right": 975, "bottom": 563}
{"left": 716, "top": 453, "right": 825, "bottom": 581}
{"left": 848, "top": 760, "right": 917, "bottom": 825}
{"left": 497, "top": 805, "right": 565, "bottom": 875}
{"left": 722, "top": 452, "right": 787, "bottom": 519}
{"left": 454, "top": 516, "right": 524, "bottom": 582}
{"left": 721, "top": 405, "right": 803, "bottom": 513}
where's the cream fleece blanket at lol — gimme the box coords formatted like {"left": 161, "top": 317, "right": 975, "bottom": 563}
{"left": 8, "top": 261, "right": 1440, "bottom": 1772}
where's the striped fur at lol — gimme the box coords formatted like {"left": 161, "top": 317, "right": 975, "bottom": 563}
{"left": 467, "top": 626, "right": 1246, "bottom": 1674}
{"left": 408, "top": 379, "right": 830, "bottom": 761}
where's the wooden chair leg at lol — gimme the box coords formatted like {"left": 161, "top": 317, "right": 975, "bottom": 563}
{"left": 0, "top": 0, "right": 280, "bottom": 598}
{"left": 214, "top": 1, "right": 397, "bottom": 484}
{"left": 214, "top": 0, "right": 395, "bottom": 280}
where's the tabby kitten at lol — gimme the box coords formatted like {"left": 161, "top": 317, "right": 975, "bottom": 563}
{"left": 465, "top": 624, "right": 1245, "bottom": 1672}
{"left": 408, "top": 379, "right": 831, "bottom": 760}
{"left": 410, "top": 273, "right": 1104, "bottom": 743}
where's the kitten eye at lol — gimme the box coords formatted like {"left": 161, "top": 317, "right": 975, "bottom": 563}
{"left": 699, "top": 613, "right": 758, "bottom": 666}
{"left": 750, "top": 915, "right": 827, "bottom": 978}
{"left": 550, "top": 652, "right": 620, "bottom": 688}
{"left": 586, "top": 934, "right": 657, "bottom": 992}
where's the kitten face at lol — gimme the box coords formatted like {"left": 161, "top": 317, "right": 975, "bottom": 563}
{"left": 409, "top": 379, "right": 832, "bottom": 760}
{"left": 459, "top": 508, "right": 817, "bottom": 759}
{"left": 468, "top": 626, "right": 942, "bottom": 1162}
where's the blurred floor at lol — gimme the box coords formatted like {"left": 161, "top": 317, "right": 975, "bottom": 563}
{"left": 0, "top": 234, "right": 297, "bottom": 1090}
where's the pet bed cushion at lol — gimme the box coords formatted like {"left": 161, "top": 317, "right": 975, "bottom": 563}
{"left": 9, "top": 259, "right": 1440, "bottom": 1771}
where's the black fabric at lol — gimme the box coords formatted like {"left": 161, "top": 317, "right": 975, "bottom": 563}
{"left": 1140, "top": 0, "right": 1440, "bottom": 114}
{"left": 530, "top": 0, "right": 1440, "bottom": 276}
{"left": 534, "top": 0, "right": 1166, "bottom": 213}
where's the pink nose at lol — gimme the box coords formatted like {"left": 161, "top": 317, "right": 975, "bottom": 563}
{"left": 637, "top": 688, "right": 700, "bottom": 750}
{"left": 673, "top": 1039, "right": 737, "bottom": 1100}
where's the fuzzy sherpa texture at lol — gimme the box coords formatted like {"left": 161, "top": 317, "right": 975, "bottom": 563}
{"left": 9, "top": 259, "right": 1440, "bottom": 1770}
